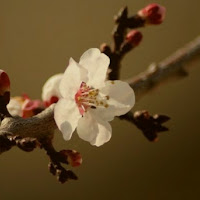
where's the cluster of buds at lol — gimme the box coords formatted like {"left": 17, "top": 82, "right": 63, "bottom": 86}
{"left": 125, "top": 3, "right": 165, "bottom": 48}
{"left": 133, "top": 110, "right": 170, "bottom": 141}
{"left": 47, "top": 149, "right": 82, "bottom": 183}
{"left": 48, "top": 162, "right": 78, "bottom": 183}
{"left": 112, "top": 3, "right": 165, "bottom": 58}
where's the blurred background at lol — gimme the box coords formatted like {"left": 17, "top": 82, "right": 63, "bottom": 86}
{"left": 0, "top": 0, "right": 200, "bottom": 199}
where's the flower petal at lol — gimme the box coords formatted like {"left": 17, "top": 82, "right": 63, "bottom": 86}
{"left": 79, "top": 48, "right": 110, "bottom": 89}
{"left": 59, "top": 58, "right": 88, "bottom": 99}
{"left": 54, "top": 98, "right": 81, "bottom": 140}
{"left": 77, "top": 110, "right": 112, "bottom": 147}
{"left": 95, "top": 80, "right": 135, "bottom": 121}
{"left": 7, "top": 98, "right": 22, "bottom": 117}
{"left": 42, "top": 73, "right": 63, "bottom": 102}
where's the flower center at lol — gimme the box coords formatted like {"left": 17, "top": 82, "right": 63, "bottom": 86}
{"left": 75, "top": 82, "right": 109, "bottom": 115}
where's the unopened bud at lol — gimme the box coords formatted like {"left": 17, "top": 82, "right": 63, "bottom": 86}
{"left": 0, "top": 70, "right": 10, "bottom": 104}
{"left": 138, "top": 3, "right": 166, "bottom": 25}
{"left": 126, "top": 30, "right": 143, "bottom": 46}
{"left": 60, "top": 150, "right": 82, "bottom": 167}
{"left": 0, "top": 70, "right": 10, "bottom": 95}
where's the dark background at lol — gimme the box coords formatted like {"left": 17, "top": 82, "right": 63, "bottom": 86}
{"left": 0, "top": 0, "right": 200, "bottom": 199}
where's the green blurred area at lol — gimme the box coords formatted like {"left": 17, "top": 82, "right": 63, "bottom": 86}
{"left": 0, "top": 0, "right": 200, "bottom": 199}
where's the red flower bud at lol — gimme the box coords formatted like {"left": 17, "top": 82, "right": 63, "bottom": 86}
{"left": 60, "top": 150, "right": 82, "bottom": 167}
{"left": 0, "top": 70, "right": 10, "bottom": 95}
{"left": 138, "top": 3, "right": 166, "bottom": 25}
{"left": 0, "top": 70, "right": 10, "bottom": 104}
{"left": 126, "top": 30, "right": 143, "bottom": 46}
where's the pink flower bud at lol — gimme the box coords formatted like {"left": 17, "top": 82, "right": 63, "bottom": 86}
{"left": 126, "top": 30, "right": 143, "bottom": 46}
{"left": 60, "top": 150, "right": 82, "bottom": 167}
{"left": 0, "top": 70, "right": 10, "bottom": 104}
{"left": 22, "top": 98, "right": 44, "bottom": 118}
{"left": 138, "top": 3, "right": 166, "bottom": 25}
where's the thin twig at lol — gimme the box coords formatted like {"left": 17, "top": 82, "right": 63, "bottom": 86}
{"left": 101, "top": 7, "right": 145, "bottom": 80}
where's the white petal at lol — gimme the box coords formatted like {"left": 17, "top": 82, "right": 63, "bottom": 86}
{"left": 42, "top": 73, "right": 63, "bottom": 101}
{"left": 7, "top": 98, "right": 22, "bottom": 117}
{"left": 95, "top": 80, "right": 135, "bottom": 121}
{"left": 54, "top": 98, "right": 81, "bottom": 140}
{"left": 77, "top": 110, "right": 112, "bottom": 147}
{"left": 79, "top": 48, "right": 110, "bottom": 89}
{"left": 59, "top": 58, "right": 88, "bottom": 99}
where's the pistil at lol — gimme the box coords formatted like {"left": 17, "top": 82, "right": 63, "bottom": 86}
{"left": 75, "top": 82, "right": 109, "bottom": 115}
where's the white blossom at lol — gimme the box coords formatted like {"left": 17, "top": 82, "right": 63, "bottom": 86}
{"left": 54, "top": 48, "right": 135, "bottom": 146}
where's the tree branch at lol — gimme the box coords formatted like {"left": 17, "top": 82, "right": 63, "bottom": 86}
{"left": 1, "top": 35, "right": 199, "bottom": 145}
{"left": 0, "top": 104, "right": 56, "bottom": 141}
{"left": 127, "top": 35, "right": 200, "bottom": 98}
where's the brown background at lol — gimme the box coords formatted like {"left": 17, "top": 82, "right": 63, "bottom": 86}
{"left": 0, "top": 0, "right": 200, "bottom": 199}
